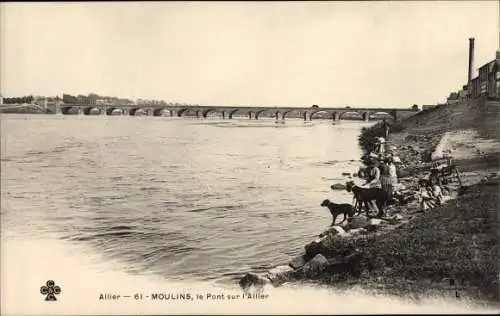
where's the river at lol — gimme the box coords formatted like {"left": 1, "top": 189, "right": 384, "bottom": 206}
{"left": 1, "top": 114, "right": 493, "bottom": 315}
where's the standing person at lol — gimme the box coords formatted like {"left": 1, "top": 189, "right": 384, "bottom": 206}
{"left": 373, "top": 137, "right": 386, "bottom": 158}
{"left": 388, "top": 155, "right": 399, "bottom": 186}
{"left": 363, "top": 157, "right": 381, "bottom": 189}
{"left": 364, "top": 157, "right": 384, "bottom": 215}
{"left": 382, "top": 119, "right": 390, "bottom": 140}
{"left": 380, "top": 156, "right": 397, "bottom": 204}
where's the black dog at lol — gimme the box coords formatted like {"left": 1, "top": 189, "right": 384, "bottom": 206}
{"left": 343, "top": 181, "right": 389, "bottom": 217}
{"left": 321, "top": 199, "right": 356, "bottom": 225}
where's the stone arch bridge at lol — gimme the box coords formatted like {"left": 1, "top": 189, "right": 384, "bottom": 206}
{"left": 55, "top": 104, "right": 418, "bottom": 122}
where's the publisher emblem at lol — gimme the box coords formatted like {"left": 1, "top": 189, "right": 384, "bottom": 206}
{"left": 40, "top": 280, "right": 61, "bottom": 301}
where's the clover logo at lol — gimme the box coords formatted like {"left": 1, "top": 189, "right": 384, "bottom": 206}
{"left": 40, "top": 280, "right": 61, "bottom": 301}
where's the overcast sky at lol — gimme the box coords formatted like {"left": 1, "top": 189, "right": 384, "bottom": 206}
{"left": 1, "top": 1, "right": 498, "bottom": 107}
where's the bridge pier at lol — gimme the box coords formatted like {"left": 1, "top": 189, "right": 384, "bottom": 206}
{"left": 53, "top": 103, "right": 62, "bottom": 115}
{"left": 303, "top": 111, "right": 311, "bottom": 121}
{"left": 363, "top": 112, "right": 369, "bottom": 122}
{"left": 333, "top": 112, "right": 340, "bottom": 121}
{"left": 222, "top": 111, "right": 226, "bottom": 119}
{"left": 122, "top": 108, "right": 129, "bottom": 116}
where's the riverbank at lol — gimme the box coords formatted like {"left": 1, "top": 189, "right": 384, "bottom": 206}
{"left": 240, "top": 97, "right": 499, "bottom": 306}
{"left": 0, "top": 105, "right": 51, "bottom": 114}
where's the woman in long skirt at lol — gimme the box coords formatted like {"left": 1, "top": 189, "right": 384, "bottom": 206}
{"left": 380, "top": 156, "right": 397, "bottom": 204}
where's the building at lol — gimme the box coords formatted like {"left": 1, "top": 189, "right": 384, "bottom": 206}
{"left": 470, "top": 51, "right": 500, "bottom": 100}
{"left": 458, "top": 85, "right": 468, "bottom": 100}
{"left": 446, "top": 92, "right": 460, "bottom": 105}
{"left": 446, "top": 39, "right": 499, "bottom": 102}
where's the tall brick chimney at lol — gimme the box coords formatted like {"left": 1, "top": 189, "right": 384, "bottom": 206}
{"left": 467, "top": 37, "right": 475, "bottom": 90}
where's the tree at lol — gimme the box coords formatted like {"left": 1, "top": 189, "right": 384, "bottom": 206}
{"left": 312, "top": 104, "right": 319, "bottom": 108}
{"left": 62, "top": 94, "right": 78, "bottom": 104}
{"left": 412, "top": 104, "right": 420, "bottom": 111}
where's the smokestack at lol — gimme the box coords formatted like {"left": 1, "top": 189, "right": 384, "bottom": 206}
{"left": 467, "top": 37, "right": 475, "bottom": 90}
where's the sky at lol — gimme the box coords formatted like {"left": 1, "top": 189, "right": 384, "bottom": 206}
{"left": 1, "top": 1, "right": 498, "bottom": 108}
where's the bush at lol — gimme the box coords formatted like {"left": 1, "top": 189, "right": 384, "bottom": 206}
{"left": 358, "top": 121, "right": 405, "bottom": 154}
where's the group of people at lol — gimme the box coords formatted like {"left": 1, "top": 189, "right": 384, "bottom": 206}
{"left": 357, "top": 133, "right": 448, "bottom": 214}
{"left": 417, "top": 168, "right": 448, "bottom": 211}
{"left": 357, "top": 137, "right": 401, "bottom": 214}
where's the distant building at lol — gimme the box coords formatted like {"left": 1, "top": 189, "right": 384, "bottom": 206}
{"left": 446, "top": 92, "right": 460, "bottom": 105}
{"left": 458, "top": 85, "right": 468, "bottom": 100}
{"left": 469, "top": 51, "right": 500, "bottom": 100}
{"left": 33, "top": 96, "right": 48, "bottom": 108}
{"left": 422, "top": 104, "right": 436, "bottom": 110}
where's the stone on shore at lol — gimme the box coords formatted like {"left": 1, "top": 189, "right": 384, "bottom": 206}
{"left": 303, "top": 254, "right": 329, "bottom": 279}
{"left": 343, "top": 216, "right": 371, "bottom": 231}
{"left": 330, "top": 183, "right": 346, "bottom": 190}
{"left": 348, "top": 228, "right": 368, "bottom": 236}
{"left": 266, "top": 265, "right": 296, "bottom": 286}
{"left": 289, "top": 253, "right": 307, "bottom": 270}
{"left": 365, "top": 218, "right": 385, "bottom": 232}
{"left": 369, "top": 218, "right": 383, "bottom": 226}
{"left": 304, "top": 234, "right": 340, "bottom": 261}
{"left": 320, "top": 225, "right": 349, "bottom": 238}
{"left": 239, "top": 272, "right": 271, "bottom": 289}
{"left": 329, "top": 225, "right": 348, "bottom": 236}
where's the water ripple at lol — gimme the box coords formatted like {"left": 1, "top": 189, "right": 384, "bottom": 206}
{"left": 2, "top": 116, "right": 367, "bottom": 282}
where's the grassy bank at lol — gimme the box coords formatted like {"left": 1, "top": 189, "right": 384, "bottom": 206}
{"left": 0, "top": 106, "right": 51, "bottom": 114}
{"left": 321, "top": 179, "right": 498, "bottom": 303}
{"left": 320, "top": 97, "right": 499, "bottom": 304}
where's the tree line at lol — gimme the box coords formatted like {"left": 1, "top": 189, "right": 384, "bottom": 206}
{"left": 62, "top": 93, "right": 135, "bottom": 105}
{"left": 3, "top": 95, "right": 34, "bottom": 104}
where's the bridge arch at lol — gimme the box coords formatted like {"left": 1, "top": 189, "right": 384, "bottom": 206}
{"left": 153, "top": 108, "right": 169, "bottom": 116}
{"left": 82, "top": 107, "right": 102, "bottom": 115}
{"left": 228, "top": 109, "right": 248, "bottom": 119}
{"left": 282, "top": 109, "right": 302, "bottom": 120}
{"left": 129, "top": 108, "right": 147, "bottom": 116}
{"left": 339, "top": 111, "right": 363, "bottom": 120}
{"left": 371, "top": 111, "right": 396, "bottom": 121}
{"left": 202, "top": 108, "right": 225, "bottom": 118}
{"left": 309, "top": 110, "right": 333, "bottom": 120}
{"left": 177, "top": 108, "right": 200, "bottom": 118}
{"left": 106, "top": 107, "right": 126, "bottom": 115}
{"left": 255, "top": 109, "right": 278, "bottom": 120}
{"left": 60, "top": 106, "right": 79, "bottom": 115}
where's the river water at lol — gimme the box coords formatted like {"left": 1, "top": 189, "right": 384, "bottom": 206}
{"left": 1, "top": 114, "right": 495, "bottom": 315}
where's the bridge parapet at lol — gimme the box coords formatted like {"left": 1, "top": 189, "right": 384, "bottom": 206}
{"left": 53, "top": 103, "right": 418, "bottom": 120}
